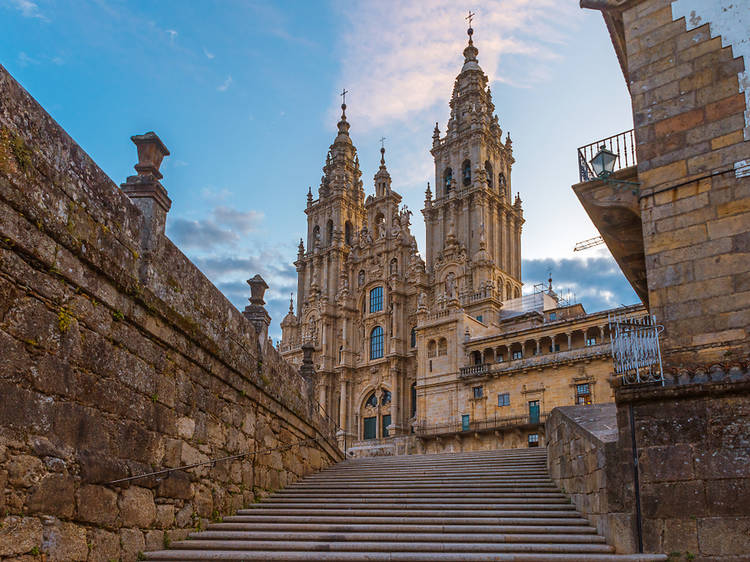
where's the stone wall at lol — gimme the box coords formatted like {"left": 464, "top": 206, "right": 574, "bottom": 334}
{"left": 546, "top": 404, "right": 637, "bottom": 554}
{"left": 617, "top": 379, "right": 750, "bottom": 561}
{"left": 547, "top": 378, "right": 750, "bottom": 560}
{"left": 625, "top": 0, "right": 750, "bottom": 368}
{"left": 0, "top": 63, "right": 342, "bottom": 562}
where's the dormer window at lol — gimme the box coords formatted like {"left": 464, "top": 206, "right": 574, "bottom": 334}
{"left": 462, "top": 160, "right": 471, "bottom": 186}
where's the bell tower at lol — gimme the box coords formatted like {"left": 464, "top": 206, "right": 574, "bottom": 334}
{"left": 423, "top": 23, "right": 524, "bottom": 306}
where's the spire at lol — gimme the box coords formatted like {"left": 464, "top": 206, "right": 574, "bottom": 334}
{"left": 306, "top": 186, "right": 313, "bottom": 206}
{"left": 462, "top": 14, "right": 480, "bottom": 71}
{"left": 289, "top": 293, "right": 294, "bottom": 314}
{"left": 374, "top": 144, "right": 391, "bottom": 195}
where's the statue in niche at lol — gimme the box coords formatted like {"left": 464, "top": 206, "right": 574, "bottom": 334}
{"left": 418, "top": 292, "right": 426, "bottom": 308}
{"left": 389, "top": 258, "right": 398, "bottom": 275}
{"left": 445, "top": 272, "right": 456, "bottom": 298}
{"left": 358, "top": 270, "right": 365, "bottom": 287}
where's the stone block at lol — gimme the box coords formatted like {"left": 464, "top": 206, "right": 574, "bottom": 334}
{"left": 76, "top": 484, "right": 118, "bottom": 527}
{"left": 641, "top": 480, "right": 706, "bottom": 519}
{"left": 144, "top": 530, "right": 165, "bottom": 551}
{"left": 0, "top": 516, "right": 43, "bottom": 557}
{"left": 175, "top": 503, "right": 193, "bottom": 527}
{"left": 42, "top": 519, "right": 87, "bottom": 562}
{"left": 27, "top": 473, "right": 74, "bottom": 517}
{"left": 85, "top": 528, "right": 120, "bottom": 562}
{"left": 119, "top": 528, "right": 145, "bottom": 562}
{"left": 155, "top": 504, "right": 175, "bottom": 528}
{"left": 697, "top": 516, "right": 750, "bottom": 555}
{"left": 662, "top": 518, "right": 699, "bottom": 554}
{"left": 639, "top": 444, "right": 694, "bottom": 482}
{"left": 119, "top": 486, "right": 156, "bottom": 528}
{"left": 7, "top": 454, "right": 44, "bottom": 487}
{"left": 157, "top": 470, "right": 193, "bottom": 500}
{"left": 705, "top": 478, "right": 750, "bottom": 516}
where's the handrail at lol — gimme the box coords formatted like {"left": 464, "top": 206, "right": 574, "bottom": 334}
{"left": 106, "top": 434, "right": 330, "bottom": 485}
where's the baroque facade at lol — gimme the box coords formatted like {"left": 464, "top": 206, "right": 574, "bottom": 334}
{"left": 280, "top": 27, "right": 643, "bottom": 454}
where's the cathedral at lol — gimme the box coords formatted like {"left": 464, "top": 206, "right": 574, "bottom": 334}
{"left": 280, "top": 26, "right": 642, "bottom": 455}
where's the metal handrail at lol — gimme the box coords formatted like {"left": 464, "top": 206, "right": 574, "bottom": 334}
{"left": 106, "top": 434, "right": 329, "bottom": 485}
{"left": 577, "top": 129, "right": 637, "bottom": 182}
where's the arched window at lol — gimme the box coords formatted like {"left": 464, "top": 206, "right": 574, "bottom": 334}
{"left": 370, "top": 326, "right": 384, "bottom": 359}
{"left": 365, "top": 392, "right": 378, "bottom": 408}
{"left": 506, "top": 282, "right": 513, "bottom": 300}
{"left": 338, "top": 345, "right": 344, "bottom": 363}
{"left": 427, "top": 340, "right": 437, "bottom": 358}
{"left": 345, "top": 221, "right": 353, "bottom": 245}
{"left": 462, "top": 160, "right": 471, "bottom": 186}
{"left": 438, "top": 338, "right": 448, "bottom": 356}
{"left": 444, "top": 168, "right": 453, "bottom": 194}
{"left": 312, "top": 225, "right": 321, "bottom": 246}
{"left": 471, "top": 350, "right": 482, "bottom": 365}
{"left": 410, "top": 327, "right": 417, "bottom": 348}
{"left": 369, "top": 286, "right": 383, "bottom": 313}
{"left": 326, "top": 219, "right": 334, "bottom": 246}
{"left": 515, "top": 287, "right": 521, "bottom": 299}
{"left": 380, "top": 389, "right": 391, "bottom": 405}
{"left": 485, "top": 160, "right": 493, "bottom": 188}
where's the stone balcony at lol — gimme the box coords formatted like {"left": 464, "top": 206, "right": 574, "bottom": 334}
{"left": 459, "top": 343, "right": 612, "bottom": 379}
{"left": 415, "top": 412, "right": 549, "bottom": 438}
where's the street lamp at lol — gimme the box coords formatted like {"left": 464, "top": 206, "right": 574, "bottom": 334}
{"left": 590, "top": 144, "right": 618, "bottom": 178}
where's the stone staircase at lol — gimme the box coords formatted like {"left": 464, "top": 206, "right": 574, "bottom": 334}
{"left": 145, "top": 448, "right": 666, "bottom": 561}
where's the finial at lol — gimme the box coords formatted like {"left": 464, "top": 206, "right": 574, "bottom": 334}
{"left": 466, "top": 10, "right": 475, "bottom": 43}
{"left": 307, "top": 186, "right": 313, "bottom": 204}
{"left": 339, "top": 88, "right": 349, "bottom": 119}
{"left": 380, "top": 147, "right": 386, "bottom": 166}
{"left": 289, "top": 293, "right": 294, "bottom": 314}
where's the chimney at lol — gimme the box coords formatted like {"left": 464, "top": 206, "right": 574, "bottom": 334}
{"left": 121, "top": 132, "right": 171, "bottom": 248}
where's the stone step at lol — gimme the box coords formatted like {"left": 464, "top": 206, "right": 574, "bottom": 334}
{"left": 187, "top": 531, "right": 607, "bottom": 543}
{"left": 145, "top": 552, "right": 666, "bottom": 561}
{"left": 235, "top": 508, "right": 583, "bottom": 517}
{"left": 242, "top": 501, "right": 575, "bottom": 510}
{"left": 266, "top": 493, "right": 569, "bottom": 502}
{"left": 208, "top": 522, "right": 599, "bottom": 534}
{"left": 220, "top": 515, "right": 595, "bottom": 526}
{"left": 285, "top": 482, "right": 558, "bottom": 490}
{"left": 165, "top": 539, "right": 616, "bottom": 553}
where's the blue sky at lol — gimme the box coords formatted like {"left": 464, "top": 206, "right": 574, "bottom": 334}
{"left": 2, "top": 0, "right": 640, "bottom": 339}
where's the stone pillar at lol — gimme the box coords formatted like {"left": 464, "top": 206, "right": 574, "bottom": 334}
{"left": 120, "top": 132, "right": 171, "bottom": 250}
{"left": 339, "top": 377, "right": 348, "bottom": 430}
{"left": 243, "top": 274, "right": 271, "bottom": 348}
{"left": 300, "top": 343, "right": 316, "bottom": 418}
{"left": 389, "top": 365, "right": 401, "bottom": 435}
{"left": 567, "top": 333, "right": 572, "bottom": 350}
{"left": 536, "top": 340, "right": 541, "bottom": 356}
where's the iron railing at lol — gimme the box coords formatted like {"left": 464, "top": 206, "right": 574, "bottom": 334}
{"left": 416, "top": 412, "right": 548, "bottom": 437}
{"left": 578, "top": 129, "right": 637, "bottom": 182}
{"left": 608, "top": 312, "right": 664, "bottom": 385}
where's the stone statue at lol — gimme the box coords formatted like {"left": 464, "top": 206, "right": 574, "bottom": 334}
{"left": 445, "top": 272, "right": 456, "bottom": 298}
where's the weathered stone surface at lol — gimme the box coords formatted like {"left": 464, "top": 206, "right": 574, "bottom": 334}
{"left": 0, "top": 516, "right": 43, "bottom": 557}
{"left": 698, "top": 516, "right": 750, "bottom": 555}
{"left": 27, "top": 473, "right": 75, "bottom": 517}
{"left": 7, "top": 455, "right": 44, "bottom": 487}
{"left": 86, "top": 528, "right": 120, "bottom": 562}
{"left": 119, "top": 528, "right": 145, "bottom": 562}
{"left": 76, "top": 485, "right": 118, "bottom": 527}
{"left": 42, "top": 519, "right": 88, "bottom": 562}
{"left": 119, "top": 486, "right": 156, "bottom": 528}
{"left": 157, "top": 471, "right": 192, "bottom": 500}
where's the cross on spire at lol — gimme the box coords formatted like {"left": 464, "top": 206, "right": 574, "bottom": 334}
{"left": 340, "top": 88, "right": 348, "bottom": 105}
{"left": 379, "top": 136, "right": 386, "bottom": 149}
{"left": 466, "top": 10, "right": 475, "bottom": 28}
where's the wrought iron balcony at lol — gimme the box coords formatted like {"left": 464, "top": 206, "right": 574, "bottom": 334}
{"left": 415, "top": 412, "right": 548, "bottom": 438}
{"left": 578, "top": 129, "right": 637, "bottom": 183}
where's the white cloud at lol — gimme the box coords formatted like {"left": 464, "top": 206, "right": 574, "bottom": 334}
{"left": 167, "top": 206, "right": 263, "bottom": 250}
{"left": 166, "top": 29, "right": 178, "bottom": 43}
{"left": 9, "top": 0, "right": 47, "bottom": 21}
{"left": 332, "top": 0, "right": 577, "bottom": 131}
{"left": 203, "top": 46, "right": 215, "bottom": 59}
{"left": 217, "top": 75, "right": 233, "bottom": 92}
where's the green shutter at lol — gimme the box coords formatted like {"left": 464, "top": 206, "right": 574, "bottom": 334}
{"left": 364, "top": 416, "right": 376, "bottom": 440}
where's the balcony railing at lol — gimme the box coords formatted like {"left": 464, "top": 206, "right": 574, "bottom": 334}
{"left": 578, "top": 129, "right": 637, "bottom": 183}
{"left": 460, "top": 343, "right": 611, "bottom": 379}
{"left": 416, "top": 412, "right": 548, "bottom": 438}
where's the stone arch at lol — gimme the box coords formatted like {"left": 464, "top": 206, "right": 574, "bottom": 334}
{"left": 444, "top": 167, "right": 453, "bottom": 194}
{"left": 462, "top": 159, "right": 471, "bottom": 186}
{"left": 438, "top": 337, "right": 448, "bottom": 356}
{"left": 345, "top": 221, "right": 353, "bottom": 245}
{"left": 427, "top": 339, "right": 437, "bottom": 358}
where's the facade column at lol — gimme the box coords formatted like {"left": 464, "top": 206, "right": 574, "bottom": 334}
{"left": 339, "top": 378, "right": 348, "bottom": 430}
{"left": 535, "top": 340, "right": 541, "bottom": 356}
{"left": 390, "top": 366, "right": 400, "bottom": 435}
{"left": 567, "top": 333, "right": 572, "bottom": 350}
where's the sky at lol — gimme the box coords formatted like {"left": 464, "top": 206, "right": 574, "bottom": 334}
{"left": 1, "top": 0, "right": 640, "bottom": 340}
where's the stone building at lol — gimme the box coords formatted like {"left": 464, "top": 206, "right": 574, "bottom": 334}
{"left": 281, "top": 26, "right": 646, "bottom": 455}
